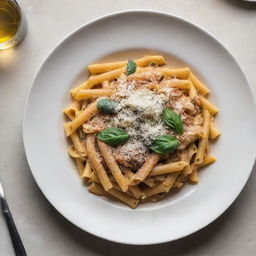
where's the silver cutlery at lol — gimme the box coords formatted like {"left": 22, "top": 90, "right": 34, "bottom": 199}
{"left": 0, "top": 181, "right": 26, "bottom": 256}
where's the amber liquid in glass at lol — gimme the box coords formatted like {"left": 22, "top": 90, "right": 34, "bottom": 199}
{"left": 0, "top": 0, "right": 21, "bottom": 49}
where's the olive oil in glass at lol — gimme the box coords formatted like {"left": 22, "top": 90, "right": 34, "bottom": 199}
{"left": 0, "top": 0, "right": 26, "bottom": 49}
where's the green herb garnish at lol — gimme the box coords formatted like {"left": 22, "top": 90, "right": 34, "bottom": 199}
{"left": 127, "top": 59, "right": 136, "bottom": 75}
{"left": 149, "top": 135, "right": 180, "bottom": 154}
{"left": 97, "top": 99, "right": 117, "bottom": 115}
{"left": 97, "top": 128, "right": 129, "bottom": 146}
{"left": 162, "top": 108, "right": 184, "bottom": 135}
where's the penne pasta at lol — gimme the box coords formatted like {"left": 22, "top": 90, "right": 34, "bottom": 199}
{"left": 162, "top": 172, "right": 180, "bottom": 188}
{"left": 81, "top": 161, "right": 92, "bottom": 178}
{"left": 199, "top": 96, "right": 218, "bottom": 115}
{"left": 142, "top": 176, "right": 159, "bottom": 187}
{"left": 88, "top": 55, "right": 165, "bottom": 74}
{"left": 63, "top": 101, "right": 81, "bottom": 120}
{"left": 189, "top": 166, "right": 199, "bottom": 183}
{"left": 68, "top": 145, "right": 80, "bottom": 159}
{"left": 70, "top": 131, "right": 87, "bottom": 157}
{"left": 75, "top": 158, "right": 84, "bottom": 177}
{"left": 72, "top": 89, "right": 114, "bottom": 100}
{"left": 107, "top": 188, "right": 139, "bottom": 209}
{"left": 195, "top": 109, "right": 210, "bottom": 165}
{"left": 149, "top": 161, "right": 187, "bottom": 176}
{"left": 155, "top": 67, "right": 190, "bottom": 79}
{"left": 173, "top": 181, "right": 184, "bottom": 189}
{"left": 200, "top": 155, "right": 216, "bottom": 167}
{"left": 143, "top": 172, "right": 179, "bottom": 197}
{"left": 190, "top": 71, "right": 210, "bottom": 96}
{"left": 180, "top": 144, "right": 197, "bottom": 178}
{"left": 85, "top": 134, "right": 113, "bottom": 191}
{"left": 167, "top": 79, "right": 191, "bottom": 90}
{"left": 70, "top": 81, "right": 89, "bottom": 95}
{"left": 189, "top": 79, "right": 198, "bottom": 100}
{"left": 210, "top": 120, "right": 221, "bottom": 139}
{"left": 89, "top": 171, "right": 101, "bottom": 184}
{"left": 64, "top": 101, "right": 99, "bottom": 136}
{"left": 131, "top": 153, "right": 161, "bottom": 184}
{"left": 190, "top": 155, "right": 216, "bottom": 183}
{"left": 88, "top": 182, "right": 106, "bottom": 196}
{"left": 128, "top": 185, "right": 144, "bottom": 199}
{"left": 87, "top": 67, "right": 126, "bottom": 88}
{"left": 97, "top": 139, "right": 129, "bottom": 192}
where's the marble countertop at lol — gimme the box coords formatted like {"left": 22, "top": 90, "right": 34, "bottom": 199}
{"left": 0, "top": 0, "right": 256, "bottom": 255}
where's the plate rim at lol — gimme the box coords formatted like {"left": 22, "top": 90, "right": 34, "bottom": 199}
{"left": 23, "top": 9, "right": 256, "bottom": 245}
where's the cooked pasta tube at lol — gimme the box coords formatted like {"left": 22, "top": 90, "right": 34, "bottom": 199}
{"left": 88, "top": 55, "right": 165, "bottom": 74}
{"left": 189, "top": 79, "right": 198, "bottom": 100}
{"left": 87, "top": 67, "right": 126, "bottom": 87}
{"left": 210, "top": 120, "right": 221, "bottom": 139}
{"left": 190, "top": 155, "right": 216, "bottom": 182}
{"left": 68, "top": 145, "right": 80, "bottom": 159}
{"left": 181, "top": 144, "right": 197, "bottom": 178}
{"left": 111, "top": 182, "right": 136, "bottom": 198}
{"left": 142, "top": 176, "right": 159, "bottom": 187}
{"left": 148, "top": 193, "right": 167, "bottom": 202}
{"left": 72, "top": 89, "right": 114, "bottom": 100}
{"left": 70, "top": 81, "right": 89, "bottom": 95}
{"left": 190, "top": 71, "right": 210, "bottom": 96}
{"left": 167, "top": 79, "right": 191, "bottom": 90}
{"left": 199, "top": 96, "right": 218, "bottom": 115}
{"left": 89, "top": 171, "right": 101, "bottom": 184}
{"left": 64, "top": 101, "right": 99, "bottom": 136}
{"left": 75, "top": 158, "right": 84, "bottom": 176}
{"left": 200, "top": 155, "right": 216, "bottom": 167}
{"left": 149, "top": 161, "right": 187, "bottom": 176}
{"left": 195, "top": 109, "right": 210, "bottom": 165}
{"left": 63, "top": 101, "right": 81, "bottom": 120}
{"left": 71, "top": 67, "right": 126, "bottom": 96}
{"left": 155, "top": 67, "right": 190, "bottom": 79}
{"left": 97, "top": 140, "right": 129, "bottom": 192}
{"left": 131, "top": 153, "right": 161, "bottom": 184}
{"left": 88, "top": 182, "right": 106, "bottom": 196}
{"left": 162, "top": 172, "right": 180, "bottom": 188}
{"left": 81, "top": 161, "right": 92, "bottom": 178}
{"left": 70, "top": 131, "right": 87, "bottom": 156}
{"left": 173, "top": 181, "right": 184, "bottom": 188}
{"left": 143, "top": 172, "right": 179, "bottom": 197}
{"left": 85, "top": 134, "right": 113, "bottom": 191}
{"left": 128, "top": 185, "right": 144, "bottom": 199}
{"left": 107, "top": 189, "right": 139, "bottom": 209}
{"left": 189, "top": 165, "right": 199, "bottom": 183}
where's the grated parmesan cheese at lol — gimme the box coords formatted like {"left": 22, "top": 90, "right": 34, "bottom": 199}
{"left": 104, "top": 72, "right": 202, "bottom": 168}
{"left": 109, "top": 75, "right": 169, "bottom": 164}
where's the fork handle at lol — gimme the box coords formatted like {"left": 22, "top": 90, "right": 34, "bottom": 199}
{"left": 1, "top": 198, "right": 27, "bottom": 256}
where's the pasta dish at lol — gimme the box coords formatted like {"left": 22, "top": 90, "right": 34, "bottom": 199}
{"left": 63, "top": 55, "right": 220, "bottom": 208}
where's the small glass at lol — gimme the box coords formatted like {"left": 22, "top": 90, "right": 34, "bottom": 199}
{"left": 0, "top": 0, "right": 26, "bottom": 50}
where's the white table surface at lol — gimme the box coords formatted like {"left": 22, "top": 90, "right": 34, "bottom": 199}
{"left": 0, "top": 0, "right": 256, "bottom": 255}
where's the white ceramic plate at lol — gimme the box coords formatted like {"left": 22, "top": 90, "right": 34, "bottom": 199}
{"left": 23, "top": 11, "right": 256, "bottom": 245}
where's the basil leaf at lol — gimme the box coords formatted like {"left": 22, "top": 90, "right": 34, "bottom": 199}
{"left": 127, "top": 59, "right": 136, "bottom": 75}
{"left": 149, "top": 135, "right": 180, "bottom": 154}
{"left": 97, "top": 99, "right": 117, "bottom": 114}
{"left": 97, "top": 128, "right": 129, "bottom": 146}
{"left": 162, "top": 108, "right": 184, "bottom": 135}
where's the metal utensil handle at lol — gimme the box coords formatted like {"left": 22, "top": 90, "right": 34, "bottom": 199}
{"left": 1, "top": 198, "right": 27, "bottom": 256}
